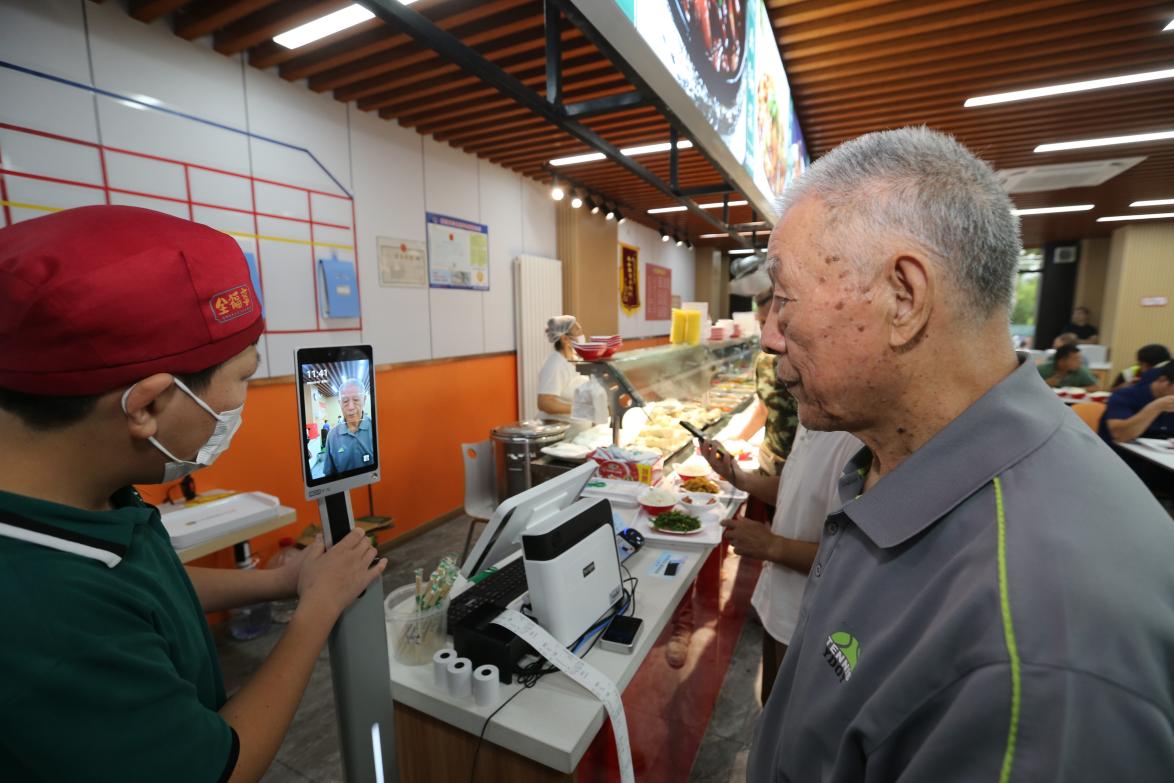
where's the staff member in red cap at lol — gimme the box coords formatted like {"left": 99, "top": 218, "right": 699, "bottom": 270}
{"left": 0, "top": 206, "right": 387, "bottom": 782}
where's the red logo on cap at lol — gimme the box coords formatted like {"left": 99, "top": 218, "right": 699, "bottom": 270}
{"left": 209, "top": 284, "right": 255, "bottom": 323}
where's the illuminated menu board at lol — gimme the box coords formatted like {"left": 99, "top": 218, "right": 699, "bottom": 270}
{"left": 582, "top": 0, "right": 810, "bottom": 219}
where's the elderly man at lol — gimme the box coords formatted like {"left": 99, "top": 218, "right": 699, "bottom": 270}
{"left": 747, "top": 128, "right": 1174, "bottom": 781}
{"left": 322, "top": 378, "right": 374, "bottom": 476}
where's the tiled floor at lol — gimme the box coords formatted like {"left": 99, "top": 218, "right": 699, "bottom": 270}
{"left": 215, "top": 516, "right": 763, "bottom": 782}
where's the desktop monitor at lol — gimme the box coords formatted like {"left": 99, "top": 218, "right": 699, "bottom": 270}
{"left": 461, "top": 462, "right": 598, "bottom": 579}
{"left": 295, "top": 345, "right": 380, "bottom": 501}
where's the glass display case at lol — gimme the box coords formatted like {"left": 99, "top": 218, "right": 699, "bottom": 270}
{"left": 574, "top": 337, "right": 760, "bottom": 450}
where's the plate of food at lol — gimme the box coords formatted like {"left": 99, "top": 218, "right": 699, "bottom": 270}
{"left": 650, "top": 509, "right": 705, "bottom": 536}
{"left": 674, "top": 461, "right": 713, "bottom": 480}
{"left": 678, "top": 475, "right": 721, "bottom": 495}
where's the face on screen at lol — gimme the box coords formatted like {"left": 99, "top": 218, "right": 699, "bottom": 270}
{"left": 301, "top": 359, "right": 375, "bottom": 482}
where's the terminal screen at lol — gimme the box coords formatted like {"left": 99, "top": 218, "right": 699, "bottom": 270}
{"left": 299, "top": 353, "right": 378, "bottom": 487}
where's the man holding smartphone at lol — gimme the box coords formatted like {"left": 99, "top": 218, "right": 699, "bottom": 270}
{"left": 700, "top": 428, "right": 860, "bottom": 701}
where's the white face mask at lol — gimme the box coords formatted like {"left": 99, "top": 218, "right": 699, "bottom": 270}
{"left": 121, "top": 378, "right": 244, "bottom": 483}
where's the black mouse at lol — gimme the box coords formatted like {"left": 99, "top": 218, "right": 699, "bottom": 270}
{"left": 619, "top": 528, "right": 644, "bottom": 549}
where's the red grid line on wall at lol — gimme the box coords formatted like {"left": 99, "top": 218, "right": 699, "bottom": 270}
{"left": 0, "top": 121, "right": 362, "bottom": 335}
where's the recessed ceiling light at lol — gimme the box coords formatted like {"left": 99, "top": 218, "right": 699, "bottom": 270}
{"left": 1097, "top": 212, "right": 1174, "bottom": 222}
{"left": 1034, "top": 130, "right": 1174, "bottom": 153}
{"left": 1130, "top": 198, "right": 1174, "bottom": 207}
{"left": 1011, "top": 204, "right": 1094, "bottom": 216}
{"left": 273, "top": 3, "right": 411, "bottom": 49}
{"left": 549, "top": 140, "right": 693, "bottom": 167}
{"left": 964, "top": 67, "right": 1174, "bottom": 108}
{"left": 729, "top": 249, "right": 757, "bottom": 255}
{"left": 645, "top": 199, "right": 748, "bottom": 214}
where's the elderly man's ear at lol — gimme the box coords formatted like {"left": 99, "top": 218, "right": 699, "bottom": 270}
{"left": 884, "top": 253, "right": 933, "bottom": 350}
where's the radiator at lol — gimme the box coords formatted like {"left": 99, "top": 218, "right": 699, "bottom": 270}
{"left": 514, "top": 255, "right": 563, "bottom": 421}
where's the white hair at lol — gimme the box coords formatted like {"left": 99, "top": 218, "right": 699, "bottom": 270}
{"left": 338, "top": 378, "right": 365, "bottom": 397}
{"left": 775, "top": 126, "right": 1021, "bottom": 319}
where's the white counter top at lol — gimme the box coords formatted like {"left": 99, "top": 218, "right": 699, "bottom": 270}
{"left": 1120, "top": 439, "right": 1174, "bottom": 473}
{"left": 386, "top": 503, "right": 718, "bottom": 773}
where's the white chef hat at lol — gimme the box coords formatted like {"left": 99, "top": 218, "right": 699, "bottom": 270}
{"left": 545, "top": 315, "right": 576, "bottom": 343}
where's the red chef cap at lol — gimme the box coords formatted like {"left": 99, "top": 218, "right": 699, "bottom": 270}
{"left": 0, "top": 206, "right": 264, "bottom": 395}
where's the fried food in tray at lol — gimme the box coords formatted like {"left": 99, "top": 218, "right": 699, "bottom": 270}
{"left": 681, "top": 476, "right": 721, "bottom": 494}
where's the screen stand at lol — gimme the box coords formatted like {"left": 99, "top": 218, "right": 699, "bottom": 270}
{"left": 318, "top": 490, "right": 397, "bottom": 783}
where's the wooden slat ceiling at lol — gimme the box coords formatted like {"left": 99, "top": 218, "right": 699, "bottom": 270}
{"left": 113, "top": 1, "right": 1174, "bottom": 249}
{"left": 768, "top": 0, "right": 1174, "bottom": 248}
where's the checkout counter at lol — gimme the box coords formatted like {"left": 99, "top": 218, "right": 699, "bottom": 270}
{"left": 386, "top": 339, "right": 765, "bottom": 781}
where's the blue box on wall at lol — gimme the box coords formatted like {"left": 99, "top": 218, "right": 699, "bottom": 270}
{"left": 318, "top": 257, "right": 360, "bottom": 318}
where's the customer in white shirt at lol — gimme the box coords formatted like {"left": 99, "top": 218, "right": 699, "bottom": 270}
{"left": 537, "top": 315, "right": 586, "bottom": 421}
{"left": 701, "top": 426, "right": 861, "bottom": 701}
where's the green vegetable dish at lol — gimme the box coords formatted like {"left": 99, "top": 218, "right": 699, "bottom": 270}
{"left": 652, "top": 510, "right": 702, "bottom": 533}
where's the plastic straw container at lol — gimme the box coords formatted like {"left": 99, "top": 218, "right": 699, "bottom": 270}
{"left": 385, "top": 584, "right": 449, "bottom": 665}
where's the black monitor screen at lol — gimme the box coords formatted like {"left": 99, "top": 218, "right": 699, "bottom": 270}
{"left": 297, "top": 345, "right": 378, "bottom": 490}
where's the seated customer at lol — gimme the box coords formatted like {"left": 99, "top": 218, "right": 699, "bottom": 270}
{"left": 1101, "top": 363, "right": 1174, "bottom": 445}
{"left": 1038, "top": 344, "right": 1097, "bottom": 389}
{"left": 1063, "top": 306, "right": 1099, "bottom": 344}
{"left": 1111, "top": 344, "right": 1171, "bottom": 390}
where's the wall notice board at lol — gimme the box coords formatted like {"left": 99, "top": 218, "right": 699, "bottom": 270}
{"left": 426, "top": 212, "right": 489, "bottom": 290}
{"left": 645, "top": 263, "right": 672, "bottom": 320}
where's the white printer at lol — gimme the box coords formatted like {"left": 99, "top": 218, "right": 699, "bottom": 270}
{"left": 521, "top": 497, "right": 624, "bottom": 646}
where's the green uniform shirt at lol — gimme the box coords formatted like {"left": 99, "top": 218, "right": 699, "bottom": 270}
{"left": 1038, "top": 358, "right": 1097, "bottom": 388}
{"left": 0, "top": 487, "right": 238, "bottom": 782}
{"left": 755, "top": 352, "right": 800, "bottom": 463}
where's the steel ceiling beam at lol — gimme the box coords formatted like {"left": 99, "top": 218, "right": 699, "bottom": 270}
{"left": 355, "top": 0, "right": 744, "bottom": 242}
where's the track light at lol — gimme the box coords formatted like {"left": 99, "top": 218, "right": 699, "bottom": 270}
{"left": 550, "top": 176, "right": 564, "bottom": 201}
{"left": 685, "top": 240, "right": 693, "bottom": 249}
{"left": 617, "top": 211, "right": 626, "bottom": 224}
{"left": 676, "top": 237, "right": 684, "bottom": 247}
{"left": 661, "top": 228, "right": 671, "bottom": 242}
{"left": 589, "top": 197, "right": 601, "bottom": 215}
{"left": 571, "top": 194, "right": 583, "bottom": 209}
{"left": 605, "top": 208, "right": 616, "bottom": 221}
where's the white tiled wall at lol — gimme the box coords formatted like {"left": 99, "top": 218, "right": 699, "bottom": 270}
{"left": 0, "top": 0, "right": 558, "bottom": 377}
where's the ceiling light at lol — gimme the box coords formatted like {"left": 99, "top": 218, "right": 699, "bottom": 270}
{"left": 741, "top": 220, "right": 767, "bottom": 227}
{"left": 964, "top": 67, "right": 1174, "bottom": 108}
{"left": 1034, "top": 130, "right": 1174, "bottom": 153}
{"left": 617, "top": 211, "right": 627, "bottom": 225}
{"left": 1165, "top": 18, "right": 1174, "bottom": 31}
{"left": 698, "top": 200, "right": 748, "bottom": 208}
{"left": 273, "top": 3, "right": 404, "bottom": 49}
{"left": 685, "top": 240, "right": 693, "bottom": 249}
{"left": 1011, "top": 204, "right": 1094, "bottom": 216}
{"left": 1130, "top": 198, "right": 1174, "bottom": 207}
{"left": 648, "top": 206, "right": 687, "bottom": 214}
{"left": 729, "top": 249, "right": 756, "bottom": 255}
{"left": 605, "top": 208, "right": 615, "bottom": 221}
{"left": 571, "top": 194, "right": 583, "bottom": 209}
{"left": 590, "top": 199, "right": 601, "bottom": 215}
{"left": 676, "top": 238, "right": 685, "bottom": 247}
{"left": 1097, "top": 212, "right": 1174, "bottom": 222}
{"left": 660, "top": 229, "right": 671, "bottom": 242}
{"left": 699, "top": 230, "right": 761, "bottom": 238}
{"left": 549, "top": 176, "right": 564, "bottom": 201}
{"left": 549, "top": 139, "right": 693, "bottom": 167}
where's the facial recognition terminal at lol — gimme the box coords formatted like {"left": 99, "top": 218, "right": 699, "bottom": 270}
{"left": 294, "top": 345, "right": 395, "bottom": 783}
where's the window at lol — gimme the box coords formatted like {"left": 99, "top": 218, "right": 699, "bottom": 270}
{"left": 1010, "top": 249, "right": 1042, "bottom": 349}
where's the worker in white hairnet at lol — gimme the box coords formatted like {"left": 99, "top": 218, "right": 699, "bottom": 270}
{"left": 537, "top": 315, "right": 586, "bottom": 421}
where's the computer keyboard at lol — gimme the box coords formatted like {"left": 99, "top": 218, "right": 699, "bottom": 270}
{"left": 447, "top": 557, "right": 528, "bottom": 627}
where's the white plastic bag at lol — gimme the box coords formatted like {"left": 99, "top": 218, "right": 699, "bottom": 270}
{"left": 572, "top": 378, "right": 610, "bottom": 424}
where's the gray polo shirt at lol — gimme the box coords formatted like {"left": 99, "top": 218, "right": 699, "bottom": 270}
{"left": 749, "top": 357, "right": 1174, "bottom": 781}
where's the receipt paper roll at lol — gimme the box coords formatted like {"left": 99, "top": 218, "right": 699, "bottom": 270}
{"left": 446, "top": 656, "right": 473, "bottom": 699}
{"left": 492, "top": 609, "right": 634, "bottom": 783}
{"left": 472, "top": 664, "right": 500, "bottom": 707}
{"left": 432, "top": 647, "right": 457, "bottom": 690}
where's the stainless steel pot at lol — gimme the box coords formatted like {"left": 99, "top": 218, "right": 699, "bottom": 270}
{"left": 489, "top": 420, "right": 569, "bottom": 502}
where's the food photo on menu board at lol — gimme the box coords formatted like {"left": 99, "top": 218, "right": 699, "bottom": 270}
{"left": 300, "top": 360, "right": 375, "bottom": 480}
{"left": 616, "top": 0, "right": 809, "bottom": 202}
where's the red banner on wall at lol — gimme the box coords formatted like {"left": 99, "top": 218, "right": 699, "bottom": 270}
{"left": 619, "top": 243, "right": 640, "bottom": 315}
{"left": 645, "top": 263, "right": 671, "bottom": 320}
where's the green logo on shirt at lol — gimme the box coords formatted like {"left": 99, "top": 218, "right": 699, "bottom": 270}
{"left": 824, "top": 631, "right": 860, "bottom": 682}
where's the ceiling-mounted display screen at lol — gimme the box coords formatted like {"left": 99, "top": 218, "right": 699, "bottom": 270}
{"left": 580, "top": 0, "right": 809, "bottom": 220}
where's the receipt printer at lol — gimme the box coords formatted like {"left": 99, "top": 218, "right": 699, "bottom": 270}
{"left": 522, "top": 498, "right": 624, "bottom": 646}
